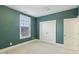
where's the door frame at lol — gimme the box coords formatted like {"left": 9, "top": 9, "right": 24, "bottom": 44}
{"left": 39, "top": 20, "right": 64, "bottom": 47}
{"left": 39, "top": 20, "right": 56, "bottom": 44}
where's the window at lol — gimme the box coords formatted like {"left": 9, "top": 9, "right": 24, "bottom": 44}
{"left": 20, "top": 14, "right": 31, "bottom": 39}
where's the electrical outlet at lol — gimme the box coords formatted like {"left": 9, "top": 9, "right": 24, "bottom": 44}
{"left": 10, "top": 42, "right": 12, "bottom": 45}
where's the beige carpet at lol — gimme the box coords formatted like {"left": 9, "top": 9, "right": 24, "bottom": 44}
{"left": 2, "top": 40, "right": 79, "bottom": 54}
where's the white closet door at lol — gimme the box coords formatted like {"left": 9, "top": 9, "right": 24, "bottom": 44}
{"left": 40, "top": 20, "right": 56, "bottom": 44}
{"left": 74, "top": 18, "right": 79, "bottom": 50}
{"left": 64, "top": 18, "right": 78, "bottom": 50}
{"left": 40, "top": 22, "right": 48, "bottom": 41}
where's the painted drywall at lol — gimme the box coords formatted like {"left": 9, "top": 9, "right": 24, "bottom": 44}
{"left": 0, "top": 5, "right": 78, "bottom": 49}
{"left": 0, "top": 6, "right": 37, "bottom": 49}
{"left": 78, "top": 7, "right": 79, "bottom": 16}
{"left": 37, "top": 8, "right": 78, "bottom": 44}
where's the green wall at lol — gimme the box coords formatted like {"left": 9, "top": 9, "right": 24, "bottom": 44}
{"left": 0, "top": 6, "right": 37, "bottom": 49}
{"left": 0, "top": 5, "right": 78, "bottom": 49}
{"left": 78, "top": 7, "right": 79, "bottom": 15}
{"left": 37, "top": 8, "right": 78, "bottom": 44}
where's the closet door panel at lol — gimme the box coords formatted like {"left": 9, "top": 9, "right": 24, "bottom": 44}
{"left": 64, "top": 19, "right": 74, "bottom": 49}
{"left": 74, "top": 18, "right": 79, "bottom": 50}
{"left": 64, "top": 18, "right": 77, "bottom": 50}
{"left": 40, "top": 22, "right": 48, "bottom": 41}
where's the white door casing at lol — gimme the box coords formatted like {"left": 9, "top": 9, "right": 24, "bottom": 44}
{"left": 40, "top": 20, "right": 56, "bottom": 44}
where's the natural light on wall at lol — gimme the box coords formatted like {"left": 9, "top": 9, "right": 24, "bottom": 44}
{"left": 20, "top": 14, "right": 31, "bottom": 39}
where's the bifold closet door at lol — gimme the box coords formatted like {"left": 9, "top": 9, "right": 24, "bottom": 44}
{"left": 40, "top": 20, "right": 56, "bottom": 44}
{"left": 64, "top": 18, "right": 78, "bottom": 50}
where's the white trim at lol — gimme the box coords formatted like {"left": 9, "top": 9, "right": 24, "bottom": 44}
{"left": 55, "top": 43, "right": 64, "bottom": 48}
{"left": 0, "top": 39, "right": 38, "bottom": 53}
{"left": 39, "top": 20, "right": 56, "bottom": 44}
{"left": 39, "top": 20, "right": 64, "bottom": 48}
{"left": 38, "top": 40, "right": 64, "bottom": 48}
{"left": 20, "top": 14, "right": 31, "bottom": 39}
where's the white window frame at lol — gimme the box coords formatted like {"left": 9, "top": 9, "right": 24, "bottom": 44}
{"left": 20, "top": 14, "right": 31, "bottom": 39}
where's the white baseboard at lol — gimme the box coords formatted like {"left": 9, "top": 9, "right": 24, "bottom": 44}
{"left": 0, "top": 39, "right": 64, "bottom": 53}
{"left": 0, "top": 39, "right": 38, "bottom": 53}
{"left": 55, "top": 43, "right": 64, "bottom": 48}
{"left": 38, "top": 40, "right": 64, "bottom": 48}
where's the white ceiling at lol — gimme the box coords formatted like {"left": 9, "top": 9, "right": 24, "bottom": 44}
{"left": 6, "top": 5, "right": 78, "bottom": 17}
